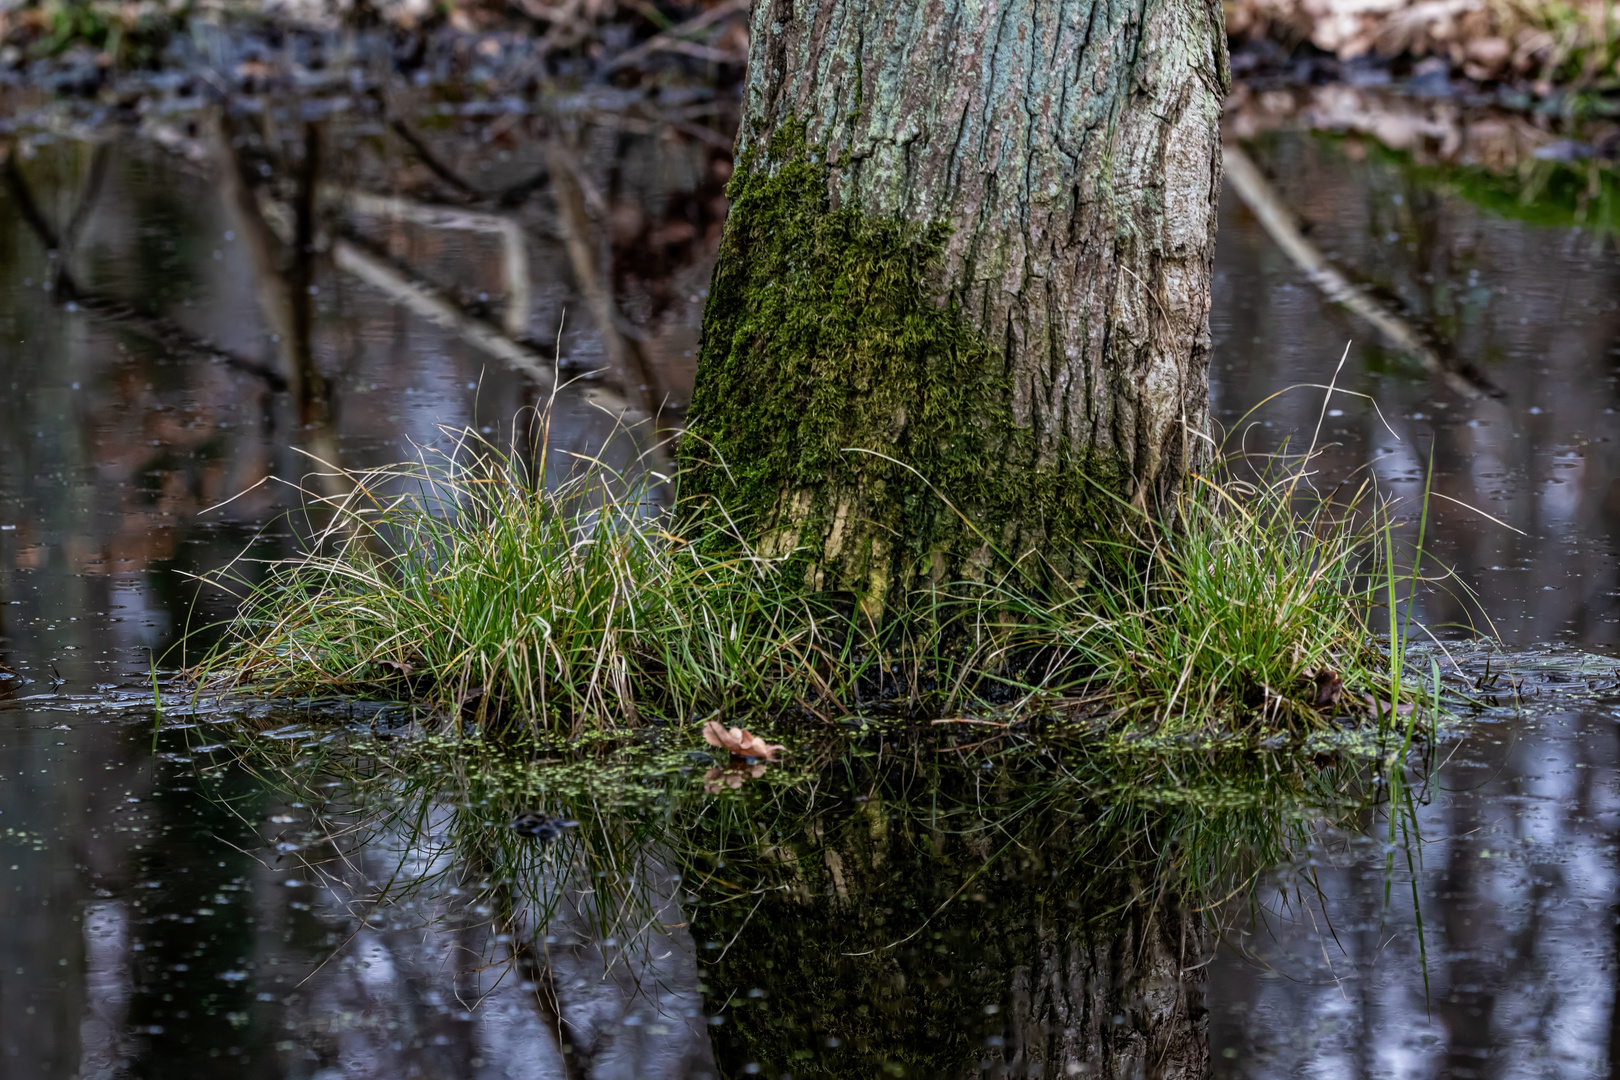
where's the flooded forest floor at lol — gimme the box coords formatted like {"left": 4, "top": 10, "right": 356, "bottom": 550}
{"left": 1, "top": 3, "right": 1620, "bottom": 1079}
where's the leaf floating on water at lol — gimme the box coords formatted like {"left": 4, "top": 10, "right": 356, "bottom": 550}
{"left": 1363, "top": 694, "right": 1416, "bottom": 718}
{"left": 703, "top": 763, "right": 767, "bottom": 794}
{"left": 701, "top": 719, "right": 785, "bottom": 762}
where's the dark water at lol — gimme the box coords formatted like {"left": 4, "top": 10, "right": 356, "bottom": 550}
{"left": 3, "top": 59, "right": 1620, "bottom": 1079}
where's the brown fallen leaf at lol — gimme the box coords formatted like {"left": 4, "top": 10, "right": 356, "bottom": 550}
{"left": 702, "top": 719, "right": 785, "bottom": 762}
{"left": 1311, "top": 668, "right": 1344, "bottom": 709}
{"left": 379, "top": 659, "right": 416, "bottom": 677}
{"left": 1364, "top": 694, "right": 1416, "bottom": 718}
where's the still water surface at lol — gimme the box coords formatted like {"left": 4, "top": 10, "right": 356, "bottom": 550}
{"left": 3, "top": 62, "right": 1620, "bottom": 1079}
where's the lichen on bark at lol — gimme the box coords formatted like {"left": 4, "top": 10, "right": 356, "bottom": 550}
{"left": 678, "top": 123, "right": 1127, "bottom": 612}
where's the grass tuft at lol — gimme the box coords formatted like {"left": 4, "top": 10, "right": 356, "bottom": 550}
{"left": 192, "top": 408, "right": 1447, "bottom": 740}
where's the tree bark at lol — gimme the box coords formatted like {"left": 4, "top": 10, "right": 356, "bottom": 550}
{"left": 679, "top": 0, "right": 1228, "bottom": 611}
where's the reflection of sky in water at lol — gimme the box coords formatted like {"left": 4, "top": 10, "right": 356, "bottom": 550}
{"left": 1212, "top": 133, "right": 1620, "bottom": 648}
{"left": 1, "top": 108, "right": 1620, "bottom": 1076}
{"left": 1214, "top": 691, "right": 1620, "bottom": 1077}
{"left": 1206, "top": 132, "right": 1620, "bottom": 1072}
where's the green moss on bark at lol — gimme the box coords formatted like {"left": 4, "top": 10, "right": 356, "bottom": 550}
{"left": 678, "top": 122, "right": 1127, "bottom": 607}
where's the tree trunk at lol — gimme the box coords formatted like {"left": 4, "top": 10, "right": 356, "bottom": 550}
{"left": 679, "top": 0, "right": 1228, "bottom": 611}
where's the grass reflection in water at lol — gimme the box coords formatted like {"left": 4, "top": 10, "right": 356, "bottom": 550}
{"left": 199, "top": 714, "right": 1439, "bottom": 1079}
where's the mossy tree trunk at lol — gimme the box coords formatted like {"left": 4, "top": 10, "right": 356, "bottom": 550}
{"left": 679, "top": 0, "right": 1228, "bottom": 611}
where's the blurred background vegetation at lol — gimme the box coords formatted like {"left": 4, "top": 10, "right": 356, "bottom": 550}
{"left": 1, "top": 0, "right": 1615, "bottom": 105}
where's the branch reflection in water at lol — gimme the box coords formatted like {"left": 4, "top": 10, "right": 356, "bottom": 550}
{"left": 206, "top": 714, "right": 1427, "bottom": 1080}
